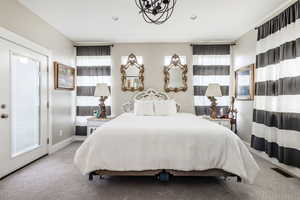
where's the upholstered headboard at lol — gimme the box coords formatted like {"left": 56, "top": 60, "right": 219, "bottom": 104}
{"left": 122, "top": 88, "right": 180, "bottom": 113}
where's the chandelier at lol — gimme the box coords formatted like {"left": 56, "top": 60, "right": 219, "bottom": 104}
{"left": 135, "top": 0, "right": 177, "bottom": 25}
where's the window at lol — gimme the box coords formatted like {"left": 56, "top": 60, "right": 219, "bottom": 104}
{"left": 192, "top": 45, "right": 231, "bottom": 116}
{"left": 75, "top": 46, "right": 112, "bottom": 136}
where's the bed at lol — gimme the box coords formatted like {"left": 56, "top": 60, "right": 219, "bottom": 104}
{"left": 74, "top": 89, "right": 259, "bottom": 183}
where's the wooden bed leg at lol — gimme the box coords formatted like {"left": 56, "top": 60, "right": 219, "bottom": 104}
{"left": 237, "top": 176, "right": 242, "bottom": 182}
{"left": 89, "top": 173, "right": 94, "bottom": 181}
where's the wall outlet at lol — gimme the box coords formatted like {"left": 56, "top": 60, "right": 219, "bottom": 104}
{"left": 59, "top": 130, "right": 63, "bottom": 136}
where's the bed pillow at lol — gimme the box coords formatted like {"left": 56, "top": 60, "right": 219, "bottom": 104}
{"left": 154, "top": 100, "right": 177, "bottom": 116}
{"left": 134, "top": 100, "right": 154, "bottom": 116}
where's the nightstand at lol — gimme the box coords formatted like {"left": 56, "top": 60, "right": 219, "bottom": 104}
{"left": 208, "top": 118, "right": 231, "bottom": 129}
{"left": 203, "top": 116, "right": 235, "bottom": 131}
{"left": 87, "top": 117, "right": 115, "bottom": 136}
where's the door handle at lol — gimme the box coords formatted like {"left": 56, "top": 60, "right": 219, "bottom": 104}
{"left": 1, "top": 114, "right": 9, "bottom": 119}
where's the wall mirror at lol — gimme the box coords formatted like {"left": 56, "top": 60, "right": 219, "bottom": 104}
{"left": 164, "top": 54, "right": 188, "bottom": 92}
{"left": 121, "top": 53, "right": 144, "bottom": 92}
{"left": 235, "top": 64, "right": 255, "bottom": 100}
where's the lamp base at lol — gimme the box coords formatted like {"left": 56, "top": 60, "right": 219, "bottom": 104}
{"left": 208, "top": 96, "right": 218, "bottom": 119}
{"left": 98, "top": 96, "right": 108, "bottom": 119}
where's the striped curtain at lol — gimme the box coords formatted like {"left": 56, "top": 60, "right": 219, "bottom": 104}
{"left": 192, "top": 45, "right": 231, "bottom": 115}
{"left": 75, "top": 46, "right": 112, "bottom": 136}
{"left": 252, "top": 0, "right": 300, "bottom": 168}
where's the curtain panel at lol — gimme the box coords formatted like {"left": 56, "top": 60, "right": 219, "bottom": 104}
{"left": 75, "top": 46, "right": 112, "bottom": 136}
{"left": 252, "top": 0, "right": 300, "bottom": 168}
{"left": 192, "top": 45, "right": 231, "bottom": 115}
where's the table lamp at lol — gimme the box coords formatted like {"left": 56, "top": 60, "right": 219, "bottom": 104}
{"left": 94, "top": 83, "right": 110, "bottom": 119}
{"left": 205, "top": 83, "right": 222, "bottom": 119}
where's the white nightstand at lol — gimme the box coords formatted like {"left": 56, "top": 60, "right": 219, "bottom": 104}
{"left": 203, "top": 116, "right": 231, "bottom": 130}
{"left": 87, "top": 117, "right": 115, "bottom": 136}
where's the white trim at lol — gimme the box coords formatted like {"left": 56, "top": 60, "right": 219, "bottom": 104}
{"left": 244, "top": 142, "right": 300, "bottom": 178}
{"left": 0, "top": 27, "right": 51, "bottom": 57}
{"left": 73, "top": 136, "right": 87, "bottom": 141}
{"left": 49, "top": 137, "right": 73, "bottom": 154}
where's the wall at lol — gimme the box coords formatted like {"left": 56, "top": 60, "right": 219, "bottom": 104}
{"left": 0, "top": 0, "right": 75, "bottom": 145}
{"left": 231, "top": 29, "right": 257, "bottom": 142}
{"left": 111, "top": 43, "right": 194, "bottom": 115}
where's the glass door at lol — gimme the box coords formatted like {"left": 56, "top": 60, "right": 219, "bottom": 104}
{"left": 0, "top": 37, "right": 48, "bottom": 179}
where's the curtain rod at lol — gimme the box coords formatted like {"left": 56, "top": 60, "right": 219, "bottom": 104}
{"left": 73, "top": 44, "right": 114, "bottom": 47}
{"left": 190, "top": 43, "right": 236, "bottom": 46}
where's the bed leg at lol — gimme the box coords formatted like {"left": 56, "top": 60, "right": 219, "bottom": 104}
{"left": 237, "top": 176, "right": 242, "bottom": 182}
{"left": 158, "top": 171, "right": 170, "bottom": 182}
{"left": 99, "top": 175, "right": 104, "bottom": 180}
{"left": 89, "top": 173, "right": 94, "bottom": 181}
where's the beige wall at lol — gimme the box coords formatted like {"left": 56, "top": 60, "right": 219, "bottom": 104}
{"left": 0, "top": 0, "right": 75, "bottom": 145}
{"left": 111, "top": 43, "right": 194, "bottom": 115}
{"left": 231, "top": 29, "right": 257, "bottom": 142}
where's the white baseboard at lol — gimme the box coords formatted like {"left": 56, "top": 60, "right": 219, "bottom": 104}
{"left": 244, "top": 142, "right": 300, "bottom": 178}
{"left": 73, "top": 136, "right": 87, "bottom": 141}
{"left": 49, "top": 137, "right": 73, "bottom": 154}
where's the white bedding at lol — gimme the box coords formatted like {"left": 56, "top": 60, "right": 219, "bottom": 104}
{"left": 74, "top": 113, "right": 259, "bottom": 183}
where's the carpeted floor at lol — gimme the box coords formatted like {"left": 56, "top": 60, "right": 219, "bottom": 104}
{"left": 1, "top": 142, "right": 300, "bottom": 200}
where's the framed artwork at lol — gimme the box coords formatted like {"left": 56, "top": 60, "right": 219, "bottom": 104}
{"left": 235, "top": 64, "right": 255, "bottom": 100}
{"left": 54, "top": 62, "right": 75, "bottom": 90}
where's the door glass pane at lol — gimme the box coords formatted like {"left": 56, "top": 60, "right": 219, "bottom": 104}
{"left": 11, "top": 53, "right": 40, "bottom": 157}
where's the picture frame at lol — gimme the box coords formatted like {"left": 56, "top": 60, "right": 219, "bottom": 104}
{"left": 234, "top": 64, "right": 255, "bottom": 100}
{"left": 54, "top": 62, "right": 75, "bottom": 90}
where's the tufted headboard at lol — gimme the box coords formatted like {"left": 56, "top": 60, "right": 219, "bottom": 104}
{"left": 122, "top": 88, "right": 181, "bottom": 113}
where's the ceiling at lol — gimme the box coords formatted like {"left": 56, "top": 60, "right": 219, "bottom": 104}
{"left": 19, "top": 0, "right": 288, "bottom": 43}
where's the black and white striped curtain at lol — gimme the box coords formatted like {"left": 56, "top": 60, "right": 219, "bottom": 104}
{"left": 192, "top": 45, "right": 230, "bottom": 115}
{"left": 252, "top": 0, "right": 300, "bottom": 168}
{"left": 75, "top": 46, "right": 112, "bottom": 136}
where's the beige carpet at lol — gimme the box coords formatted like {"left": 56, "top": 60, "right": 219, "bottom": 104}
{"left": 1, "top": 142, "right": 300, "bottom": 200}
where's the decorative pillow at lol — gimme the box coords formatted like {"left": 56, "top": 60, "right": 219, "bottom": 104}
{"left": 134, "top": 100, "right": 154, "bottom": 116}
{"left": 154, "top": 100, "right": 177, "bottom": 116}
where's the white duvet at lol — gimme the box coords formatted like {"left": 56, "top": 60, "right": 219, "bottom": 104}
{"left": 74, "top": 113, "right": 259, "bottom": 183}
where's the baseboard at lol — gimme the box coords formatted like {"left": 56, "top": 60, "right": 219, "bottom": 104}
{"left": 49, "top": 137, "right": 73, "bottom": 154}
{"left": 244, "top": 142, "right": 300, "bottom": 178}
{"left": 73, "top": 136, "right": 87, "bottom": 141}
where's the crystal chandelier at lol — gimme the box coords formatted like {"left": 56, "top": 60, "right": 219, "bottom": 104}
{"left": 135, "top": 0, "right": 177, "bottom": 25}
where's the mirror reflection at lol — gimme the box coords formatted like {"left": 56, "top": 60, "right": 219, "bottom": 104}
{"left": 164, "top": 54, "right": 188, "bottom": 93}
{"left": 121, "top": 54, "right": 144, "bottom": 92}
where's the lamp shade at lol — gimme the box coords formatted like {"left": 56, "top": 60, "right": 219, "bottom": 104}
{"left": 94, "top": 83, "right": 110, "bottom": 97}
{"left": 205, "top": 83, "right": 222, "bottom": 97}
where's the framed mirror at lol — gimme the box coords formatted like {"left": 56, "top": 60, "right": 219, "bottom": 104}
{"left": 164, "top": 54, "right": 188, "bottom": 92}
{"left": 235, "top": 64, "right": 255, "bottom": 100}
{"left": 121, "top": 53, "right": 144, "bottom": 92}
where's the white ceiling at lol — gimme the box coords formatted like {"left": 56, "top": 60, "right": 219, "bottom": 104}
{"left": 19, "top": 0, "right": 288, "bottom": 43}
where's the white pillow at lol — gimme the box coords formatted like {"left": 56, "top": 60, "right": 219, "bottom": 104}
{"left": 134, "top": 100, "right": 154, "bottom": 116}
{"left": 154, "top": 100, "right": 177, "bottom": 116}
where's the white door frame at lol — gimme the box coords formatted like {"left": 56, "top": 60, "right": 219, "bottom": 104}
{"left": 0, "top": 26, "right": 53, "bottom": 152}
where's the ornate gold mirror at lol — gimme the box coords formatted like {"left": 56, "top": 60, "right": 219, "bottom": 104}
{"left": 164, "top": 54, "right": 188, "bottom": 92}
{"left": 121, "top": 53, "right": 144, "bottom": 92}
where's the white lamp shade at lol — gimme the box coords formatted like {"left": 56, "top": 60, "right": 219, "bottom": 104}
{"left": 94, "top": 83, "right": 110, "bottom": 97}
{"left": 205, "top": 83, "right": 222, "bottom": 97}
